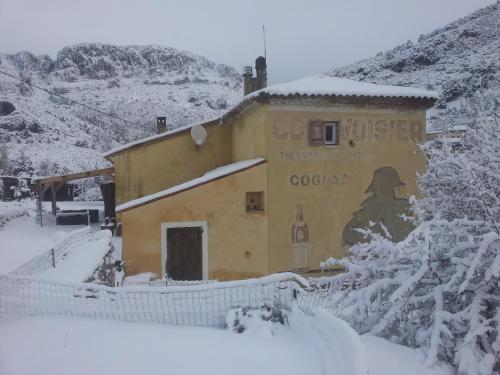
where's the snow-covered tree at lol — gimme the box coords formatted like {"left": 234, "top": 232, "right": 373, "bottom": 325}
{"left": 321, "top": 91, "right": 500, "bottom": 375}
{"left": 420, "top": 90, "right": 500, "bottom": 224}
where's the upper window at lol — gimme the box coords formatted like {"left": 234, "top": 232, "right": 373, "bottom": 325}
{"left": 324, "top": 122, "right": 339, "bottom": 145}
{"left": 308, "top": 121, "right": 339, "bottom": 146}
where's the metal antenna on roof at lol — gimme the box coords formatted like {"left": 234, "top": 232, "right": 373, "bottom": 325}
{"left": 262, "top": 24, "right": 267, "bottom": 60}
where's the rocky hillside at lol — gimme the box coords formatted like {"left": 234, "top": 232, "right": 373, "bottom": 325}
{"left": 0, "top": 43, "right": 242, "bottom": 176}
{"left": 331, "top": 1, "right": 500, "bottom": 132}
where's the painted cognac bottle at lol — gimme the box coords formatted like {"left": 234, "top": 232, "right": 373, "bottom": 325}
{"left": 291, "top": 203, "right": 309, "bottom": 272}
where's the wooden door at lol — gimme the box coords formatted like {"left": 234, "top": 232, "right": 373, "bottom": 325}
{"left": 166, "top": 227, "right": 203, "bottom": 280}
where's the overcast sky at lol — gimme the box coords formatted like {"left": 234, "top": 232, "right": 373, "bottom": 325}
{"left": 0, "top": 0, "right": 494, "bottom": 83}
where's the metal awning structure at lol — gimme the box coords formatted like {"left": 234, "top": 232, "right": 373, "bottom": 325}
{"left": 34, "top": 167, "right": 114, "bottom": 217}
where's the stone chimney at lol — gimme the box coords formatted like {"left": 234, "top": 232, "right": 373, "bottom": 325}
{"left": 254, "top": 56, "right": 267, "bottom": 91}
{"left": 243, "top": 66, "right": 254, "bottom": 96}
{"left": 242, "top": 56, "right": 267, "bottom": 96}
{"left": 156, "top": 116, "right": 167, "bottom": 134}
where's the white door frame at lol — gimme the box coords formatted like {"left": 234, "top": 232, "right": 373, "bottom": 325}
{"left": 161, "top": 221, "right": 208, "bottom": 280}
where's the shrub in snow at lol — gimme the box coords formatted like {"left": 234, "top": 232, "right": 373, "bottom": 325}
{"left": 10, "top": 178, "right": 31, "bottom": 200}
{"left": 87, "top": 250, "right": 116, "bottom": 286}
{"left": 322, "top": 91, "right": 499, "bottom": 375}
{"left": 74, "top": 185, "right": 103, "bottom": 202}
{"left": 226, "top": 305, "right": 289, "bottom": 335}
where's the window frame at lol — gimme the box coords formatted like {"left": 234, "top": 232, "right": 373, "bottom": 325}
{"left": 245, "top": 191, "right": 265, "bottom": 213}
{"left": 308, "top": 120, "right": 340, "bottom": 146}
{"left": 324, "top": 121, "right": 339, "bottom": 146}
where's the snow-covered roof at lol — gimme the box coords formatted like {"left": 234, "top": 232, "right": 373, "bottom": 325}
{"left": 245, "top": 75, "right": 439, "bottom": 100}
{"left": 116, "top": 158, "right": 266, "bottom": 212}
{"left": 104, "top": 75, "right": 437, "bottom": 158}
{"left": 103, "top": 116, "right": 220, "bottom": 158}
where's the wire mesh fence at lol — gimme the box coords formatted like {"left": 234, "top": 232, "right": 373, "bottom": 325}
{"left": 131, "top": 279, "right": 217, "bottom": 287}
{"left": 9, "top": 227, "right": 92, "bottom": 277}
{"left": 293, "top": 274, "right": 360, "bottom": 313}
{"left": 0, "top": 273, "right": 311, "bottom": 327}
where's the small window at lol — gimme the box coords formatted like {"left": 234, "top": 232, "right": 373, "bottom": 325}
{"left": 324, "top": 122, "right": 339, "bottom": 145}
{"left": 246, "top": 192, "right": 264, "bottom": 212}
{"left": 309, "top": 121, "right": 340, "bottom": 146}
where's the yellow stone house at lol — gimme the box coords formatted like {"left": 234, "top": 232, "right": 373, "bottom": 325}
{"left": 104, "top": 58, "right": 437, "bottom": 281}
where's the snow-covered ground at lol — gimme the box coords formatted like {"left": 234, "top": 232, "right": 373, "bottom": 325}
{"left": 0, "top": 200, "right": 105, "bottom": 274}
{"left": 0, "top": 316, "right": 451, "bottom": 375}
{"left": 0, "top": 201, "right": 28, "bottom": 228}
{"left": 361, "top": 335, "right": 452, "bottom": 375}
{"left": 38, "top": 229, "right": 112, "bottom": 282}
{"left": 0, "top": 315, "right": 322, "bottom": 375}
{"left": 0, "top": 200, "right": 453, "bottom": 375}
{"left": 0, "top": 214, "right": 81, "bottom": 274}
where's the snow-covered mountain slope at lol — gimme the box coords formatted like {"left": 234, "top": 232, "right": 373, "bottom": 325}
{"left": 331, "top": 2, "right": 500, "bottom": 132}
{"left": 0, "top": 43, "right": 242, "bottom": 175}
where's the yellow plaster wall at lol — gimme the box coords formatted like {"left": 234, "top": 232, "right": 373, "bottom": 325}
{"left": 264, "top": 104, "right": 427, "bottom": 272}
{"left": 232, "top": 106, "right": 267, "bottom": 161}
{"left": 120, "top": 163, "right": 269, "bottom": 280}
{"left": 110, "top": 122, "right": 233, "bottom": 206}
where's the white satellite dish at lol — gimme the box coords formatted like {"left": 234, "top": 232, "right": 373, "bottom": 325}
{"left": 191, "top": 124, "right": 208, "bottom": 146}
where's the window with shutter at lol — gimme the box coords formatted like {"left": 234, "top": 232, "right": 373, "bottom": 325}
{"left": 309, "top": 121, "right": 324, "bottom": 146}
{"left": 324, "top": 122, "right": 339, "bottom": 145}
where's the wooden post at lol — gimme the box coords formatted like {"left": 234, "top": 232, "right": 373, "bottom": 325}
{"left": 37, "top": 183, "right": 43, "bottom": 227}
{"left": 51, "top": 183, "right": 57, "bottom": 216}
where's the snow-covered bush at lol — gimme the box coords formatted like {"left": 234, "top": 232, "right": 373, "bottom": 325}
{"left": 420, "top": 90, "right": 499, "bottom": 223}
{"left": 87, "top": 250, "right": 116, "bottom": 286}
{"left": 74, "top": 178, "right": 103, "bottom": 201}
{"left": 74, "top": 185, "right": 102, "bottom": 201}
{"left": 0, "top": 202, "right": 29, "bottom": 228}
{"left": 322, "top": 91, "right": 500, "bottom": 375}
{"left": 226, "top": 305, "right": 289, "bottom": 335}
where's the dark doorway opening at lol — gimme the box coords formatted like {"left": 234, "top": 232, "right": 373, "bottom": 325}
{"left": 166, "top": 227, "right": 203, "bottom": 281}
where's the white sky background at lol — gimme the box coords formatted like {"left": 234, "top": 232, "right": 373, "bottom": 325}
{"left": 0, "top": 0, "right": 494, "bottom": 84}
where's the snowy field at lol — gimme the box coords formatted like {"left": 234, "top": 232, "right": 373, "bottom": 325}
{"left": 361, "top": 335, "right": 451, "bottom": 375}
{"left": 0, "top": 316, "right": 321, "bottom": 375}
{"left": 0, "top": 316, "right": 451, "bottom": 375}
{"left": 0, "top": 201, "right": 453, "bottom": 375}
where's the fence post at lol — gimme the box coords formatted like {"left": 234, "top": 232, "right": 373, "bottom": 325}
{"left": 87, "top": 210, "right": 91, "bottom": 227}
{"left": 51, "top": 249, "right": 55, "bottom": 268}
